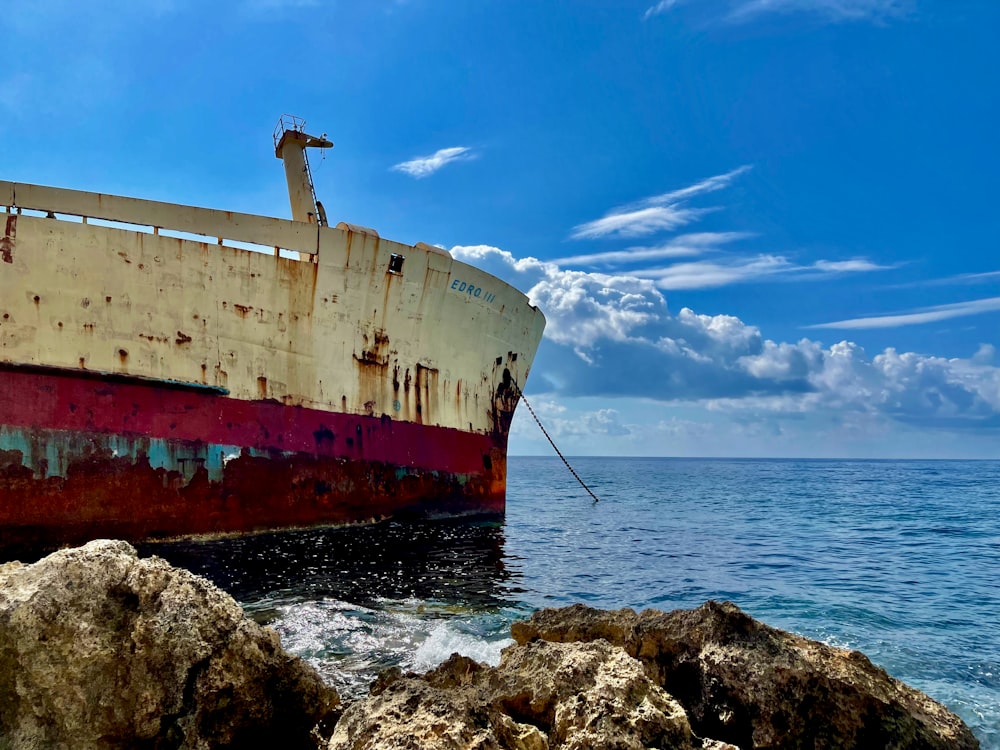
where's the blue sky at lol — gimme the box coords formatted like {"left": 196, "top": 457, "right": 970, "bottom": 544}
{"left": 3, "top": 0, "right": 998, "bottom": 457}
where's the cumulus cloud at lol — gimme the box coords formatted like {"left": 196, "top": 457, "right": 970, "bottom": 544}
{"left": 452, "top": 244, "right": 666, "bottom": 353}
{"left": 509, "top": 402, "right": 632, "bottom": 449}
{"left": 452, "top": 243, "right": 1000, "bottom": 433}
{"left": 454, "top": 161, "right": 994, "bottom": 442}
{"left": 972, "top": 344, "right": 996, "bottom": 365}
{"left": 391, "top": 146, "right": 474, "bottom": 178}
{"left": 871, "top": 348, "right": 1000, "bottom": 427}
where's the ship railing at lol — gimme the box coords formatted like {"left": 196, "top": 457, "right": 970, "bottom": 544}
{"left": 273, "top": 114, "right": 307, "bottom": 151}
{"left": 0, "top": 180, "right": 320, "bottom": 262}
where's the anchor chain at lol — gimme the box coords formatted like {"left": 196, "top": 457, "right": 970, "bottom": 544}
{"left": 511, "top": 382, "right": 601, "bottom": 504}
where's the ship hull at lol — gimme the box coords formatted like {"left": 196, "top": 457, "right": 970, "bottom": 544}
{"left": 0, "top": 180, "right": 544, "bottom": 557}
{"left": 0, "top": 365, "right": 507, "bottom": 557}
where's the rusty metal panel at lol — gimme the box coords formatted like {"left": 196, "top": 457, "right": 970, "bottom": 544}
{"left": 0, "top": 213, "right": 545, "bottom": 434}
{"left": 0, "top": 181, "right": 14, "bottom": 206}
{"left": 0, "top": 187, "right": 546, "bottom": 553}
{"left": 0, "top": 365, "right": 507, "bottom": 556}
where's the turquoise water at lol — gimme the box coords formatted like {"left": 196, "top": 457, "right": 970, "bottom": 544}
{"left": 145, "top": 457, "right": 1000, "bottom": 748}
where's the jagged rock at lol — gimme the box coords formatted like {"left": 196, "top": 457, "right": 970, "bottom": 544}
{"left": 329, "top": 640, "right": 698, "bottom": 750}
{"left": 3, "top": 542, "right": 976, "bottom": 750}
{"left": 0, "top": 539, "right": 339, "bottom": 750}
{"left": 331, "top": 601, "right": 979, "bottom": 749}
{"left": 512, "top": 601, "right": 979, "bottom": 750}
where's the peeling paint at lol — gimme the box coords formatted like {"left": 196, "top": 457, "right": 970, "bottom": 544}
{"left": 0, "top": 365, "right": 506, "bottom": 555}
{"left": 0, "top": 181, "right": 545, "bottom": 555}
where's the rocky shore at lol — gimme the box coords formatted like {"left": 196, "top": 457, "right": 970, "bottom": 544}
{"left": 0, "top": 541, "right": 980, "bottom": 749}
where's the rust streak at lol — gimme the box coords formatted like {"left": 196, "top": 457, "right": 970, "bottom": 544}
{"left": 353, "top": 328, "right": 391, "bottom": 366}
{"left": 1, "top": 214, "right": 16, "bottom": 263}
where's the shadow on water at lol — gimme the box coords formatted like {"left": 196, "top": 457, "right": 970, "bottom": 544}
{"left": 138, "top": 517, "right": 523, "bottom": 612}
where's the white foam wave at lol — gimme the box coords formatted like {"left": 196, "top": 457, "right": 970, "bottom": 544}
{"left": 410, "top": 620, "right": 513, "bottom": 672}
{"left": 266, "top": 598, "right": 514, "bottom": 698}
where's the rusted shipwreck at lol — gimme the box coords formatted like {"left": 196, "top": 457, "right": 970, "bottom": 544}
{"left": 0, "top": 117, "right": 545, "bottom": 555}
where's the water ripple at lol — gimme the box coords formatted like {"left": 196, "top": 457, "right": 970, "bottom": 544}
{"left": 143, "top": 458, "right": 1000, "bottom": 748}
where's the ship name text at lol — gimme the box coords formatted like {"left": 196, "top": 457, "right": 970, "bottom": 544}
{"left": 450, "top": 279, "right": 496, "bottom": 304}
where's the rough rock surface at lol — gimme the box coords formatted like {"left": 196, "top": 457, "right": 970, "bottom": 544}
{"left": 330, "top": 640, "right": 698, "bottom": 750}
{"left": 512, "top": 601, "right": 979, "bottom": 750}
{"left": 331, "top": 601, "right": 978, "bottom": 749}
{"left": 0, "top": 539, "right": 339, "bottom": 750}
{"left": 2, "top": 541, "right": 978, "bottom": 750}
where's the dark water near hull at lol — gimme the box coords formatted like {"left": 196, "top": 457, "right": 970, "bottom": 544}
{"left": 143, "top": 457, "right": 1000, "bottom": 748}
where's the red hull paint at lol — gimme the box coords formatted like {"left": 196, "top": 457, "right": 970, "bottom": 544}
{"left": 0, "top": 367, "right": 507, "bottom": 556}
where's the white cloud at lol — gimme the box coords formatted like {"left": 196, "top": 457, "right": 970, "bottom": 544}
{"left": 871, "top": 348, "right": 1000, "bottom": 425}
{"left": 713, "top": 338, "right": 1000, "bottom": 429}
{"left": 391, "top": 146, "right": 474, "bottom": 178}
{"left": 727, "top": 0, "right": 909, "bottom": 22}
{"left": 636, "top": 255, "right": 793, "bottom": 290}
{"left": 678, "top": 308, "right": 762, "bottom": 351}
{"left": 809, "top": 296, "right": 1000, "bottom": 330}
{"left": 569, "top": 166, "right": 749, "bottom": 240}
{"left": 621, "top": 254, "right": 892, "bottom": 291}
{"left": 531, "top": 272, "right": 665, "bottom": 349}
{"left": 563, "top": 408, "right": 632, "bottom": 438}
{"left": 570, "top": 205, "right": 713, "bottom": 240}
{"left": 448, "top": 244, "right": 550, "bottom": 283}
{"left": 642, "top": 165, "right": 752, "bottom": 205}
{"left": 564, "top": 166, "right": 891, "bottom": 292}
{"left": 643, "top": 0, "right": 909, "bottom": 23}
{"left": 643, "top": 0, "right": 681, "bottom": 21}
{"left": 925, "top": 269, "right": 1000, "bottom": 287}
{"left": 510, "top": 403, "right": 632, "bottom": 451}
{"left": 452, "top": 244, "right": 665, "bottom": 353}
{"left": 812, "top": 258, "right": 893, "bottom": 273}
{"left": 554, "top": 232, "right": 754, "bottom": 267}
{"left": 739, "top": 338, "right": 823, "bottom": 381}
{"left": 972, "top": 344, "right": 996, "bottom": 365}
{"left": 455, "top": 243, "right": 1000, "bottom": 438}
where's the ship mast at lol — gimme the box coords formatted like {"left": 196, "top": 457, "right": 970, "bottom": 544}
{"left": 273, "top": 115, "right": 333, "bottom": 225}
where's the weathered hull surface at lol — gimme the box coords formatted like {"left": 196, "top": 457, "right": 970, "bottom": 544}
{"left": 0, "top": 179, "right": 544, "bottom": 556}
{"left": 0, "top": 365, "right": 507, "bottom": 556}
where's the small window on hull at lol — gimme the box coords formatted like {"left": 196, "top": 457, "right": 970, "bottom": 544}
{"left": 388, "top": 254, "right": 405, "bottom": 274}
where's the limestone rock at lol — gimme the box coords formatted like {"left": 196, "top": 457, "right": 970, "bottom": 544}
{"left": 512, "top": 601, "right": 979, "bottom": 750}
{"left": 0, "top": 539, "right": 339, "bottom": 750}
{"left": 329, "top": 640, "right": 697, "bottom": 750}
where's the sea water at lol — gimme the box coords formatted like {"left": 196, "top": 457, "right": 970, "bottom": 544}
{"left": 143, "top": 457, "right": 1000, "bottom": 748}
